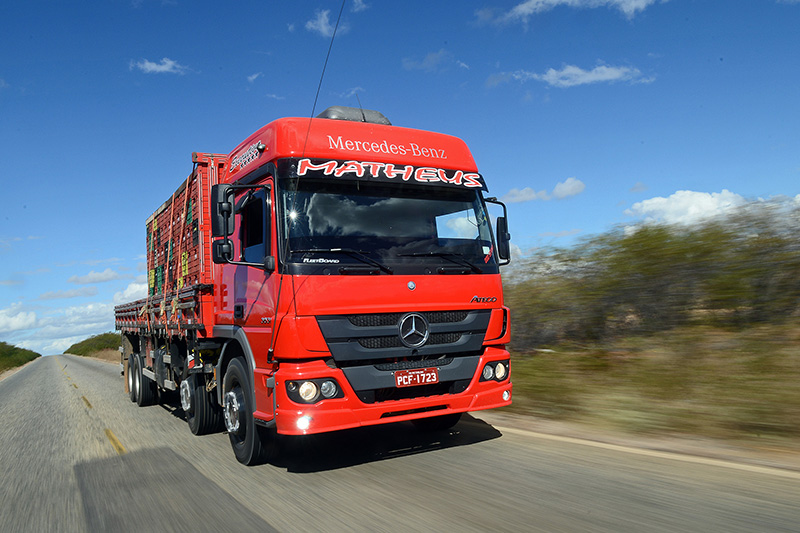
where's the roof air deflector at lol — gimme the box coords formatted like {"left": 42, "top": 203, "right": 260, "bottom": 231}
{"left": 316, "top": 106, "right": 391, "bottom": 125}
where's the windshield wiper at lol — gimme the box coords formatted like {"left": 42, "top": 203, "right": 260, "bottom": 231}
{"left": 291, "top": 248, "right": 393, "bottom": 274}
{"left": 398, "top": 251, "right": 483, "bottom": 274}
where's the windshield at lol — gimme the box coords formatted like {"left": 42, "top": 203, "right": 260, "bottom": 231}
{"left": 279, "top": 178, "right": 497, "bottom": 275}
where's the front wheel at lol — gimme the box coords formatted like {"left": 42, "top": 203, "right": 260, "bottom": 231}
{"left": 223, "top": 358, "right": 275, "bottom": 465}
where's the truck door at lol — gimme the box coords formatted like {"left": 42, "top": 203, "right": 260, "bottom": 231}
{"left": 224, "top": 181, "right": 277, "bottom": 356}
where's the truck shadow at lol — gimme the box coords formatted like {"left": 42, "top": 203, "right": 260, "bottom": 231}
{"left": 270, "top": 414, "right": 503, "bottom": 473}
{"left": 152, "top": 393, "right": 503, "bottom": 473}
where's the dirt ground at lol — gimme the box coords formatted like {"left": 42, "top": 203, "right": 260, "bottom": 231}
{"left": 80, "top": 348, "right": 121, "bottom": 363}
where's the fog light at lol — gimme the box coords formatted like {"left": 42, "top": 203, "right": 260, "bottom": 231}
{"left": 298, "top": 381, "right": 319, "bottom": 402}
{"left": 482, "top": 364, "right": 494, "bottom": 380}
{"left": 297, "top": 415, "right": 312, "bottom": 431}
{"left": 503, "top": 390, "right": 511, "bottom": 401}
{"left": 320, "top": 380, "right": 337, "bottom": 399}
{"left": 495, "top": 362, "right": 507, "bottom": 380}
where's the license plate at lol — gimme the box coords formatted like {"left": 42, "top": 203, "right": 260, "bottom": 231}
{"left": 395, "top": 367, "right": 439, "bottom": 388}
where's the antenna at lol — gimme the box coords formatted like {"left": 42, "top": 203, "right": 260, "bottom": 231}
{"left": 270, "top": 0, "right": 347, "bottom": 362}
{"left": 355, "top": 93, "right": 367, "bottom": 122}
{"left": 302, "top": 0, "right": 347, "bottom": 155}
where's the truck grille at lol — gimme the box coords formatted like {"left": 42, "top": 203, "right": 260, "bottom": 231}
{"left": 316, "top": 310, "right": 490, "bottom": 404}
{"left": 317, "top": 309, "right": 491, "bottom": 365}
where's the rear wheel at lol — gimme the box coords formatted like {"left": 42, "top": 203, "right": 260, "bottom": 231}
{"left": 223, "top": 358, "right": 275, "bottom": 465}
{"left": 412, "top": 413, "right": 462, "bottom": 432}
{"left": 127, "top": 355, "right": 137, "bottom": 402}
{"left": 182, "top": 374, "right": 223, "bottom": 435}
{"left": 136, "top": 356, "right": 156, "bottom": 407}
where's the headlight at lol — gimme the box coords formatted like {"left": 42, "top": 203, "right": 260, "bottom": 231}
{"left": 320, "top": 380, "right": 337, "bottom": 399}
{"left": 482, "top": 364, "right": 494, "bottom": 380}
{"left": 495, "top": 362, "right": 507, "bottom": 380}
{"left": 298, "top": 381, "right": 319, "bottom": 402}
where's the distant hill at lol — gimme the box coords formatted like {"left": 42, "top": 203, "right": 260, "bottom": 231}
{"left": 67, "top": 333, "right": 121, "bottom": 356}
{"left": 0, "top": 342, "right": 41, "bottom": 373}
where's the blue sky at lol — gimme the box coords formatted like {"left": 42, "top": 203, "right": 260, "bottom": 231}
{"left": 2, "top": 0, "right": 799, "bottom": 354}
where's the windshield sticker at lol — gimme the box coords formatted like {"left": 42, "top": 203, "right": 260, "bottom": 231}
{"left": 302, "top": 257, "right": 340, "bottom": 264}
{"left": 295, "top": 158, "right": 486, "bottom": 190}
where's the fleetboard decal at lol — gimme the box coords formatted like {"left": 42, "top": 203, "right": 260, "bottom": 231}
{"left": 289, "top": 158, "right": 487, "bottom": 190}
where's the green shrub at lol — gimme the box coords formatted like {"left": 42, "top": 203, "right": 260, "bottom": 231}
{"left": 0, "top": 342, "right": 41, "bottom": 372}
{"left": 66, "top": 332, "right": 121, "bottom": 356}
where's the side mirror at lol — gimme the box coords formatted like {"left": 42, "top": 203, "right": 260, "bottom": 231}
{"left": 496, "top": 216, "right": 511, "bottom": 261}
{"left": 211, "top": 184, "right": 233, "bottom": 237}
{"left": 212, "top": 238, "right": 233, "bottom": 264}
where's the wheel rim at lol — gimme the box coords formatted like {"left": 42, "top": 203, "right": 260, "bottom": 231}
{"left": 224, "top": 388, "right": 245, "bottom": 435}
{"left": 127, "top": 359, "right": 135, "bottom": 391}
{"left": 132, "top": 360, "right": 140, "bottom": 398}
{"left": 180, "top": 379, "right": 193, "bottom": 413}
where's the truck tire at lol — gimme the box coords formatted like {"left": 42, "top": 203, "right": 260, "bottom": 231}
{"left": 136, "top": 355, "right": 156, "bottom": 407}
{"left": 127, "top": 355, "right": 137, "bottom": 403}
{"left": 223, "top": 358, "right": 275, "bottom": 465}
{"left": 182, "top": 374, "right": 222, "bottom": 435}
{"left": 412, "top": 413, "right": 462, "bottom": 432}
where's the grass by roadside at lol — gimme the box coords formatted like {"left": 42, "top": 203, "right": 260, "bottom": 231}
{"left": 505, "top": 321, "right": 800, "bottom": 447}
{"left": 0, "top": 342, "right": 41, "bottom": 373}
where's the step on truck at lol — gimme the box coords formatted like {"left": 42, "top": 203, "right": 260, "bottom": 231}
{"left": 115, "top": 106, "right": 513, "bottom": 465}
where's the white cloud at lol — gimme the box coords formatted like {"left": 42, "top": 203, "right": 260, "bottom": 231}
{"left": 351, "top": 0, "right": 369, "bottom": 12}
{"left": 502, "top": 187, "right": 551, "bottom": 203}
{"left": 502, "top": 177, "right": 586, "bottom": 203}
{"left": 306, "top": 9, "right": 349, "bottom": 37}
{"left": 129, "top": 57, "right": 189, "bottom": 75}
{"left": 37, "top": 303, "right": 115, "bottom": 340}
{"left": 625, "top": 189, "right": 746, "bottom": 225}
{"left": 0, "top": 303, "right": 37, "bottom": 333}
{"left": 68, "top": 268, "right": 127, "bottom": 285}
{"left": 403, "top": 49, "right": 452, "bottom": 72}
{"left": 553, "top": 177, "right": 586, "bottom": 199}
{"left": 480, "top": 0, "right": 665, "bottom": 24}
{"left": 340, "top": 86, "right": 365, "bottom": 99}
{"left": 513, "top": 64, "right": 653, "bottom": 88}
{"left": 265, "top": 93, "right": 286, "bottom": 100}
{"left": 38, "top": 287, "right": 98, "bottom": 300}
{"left": 247, "top": 72, "right": 262, "bottom": 83}
{"left": 113, "top": 282, "right": 148, "bottom": 305}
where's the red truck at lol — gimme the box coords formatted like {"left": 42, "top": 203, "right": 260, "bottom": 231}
{"left": 115, "top": 106, "right": 512, "bottom": 465}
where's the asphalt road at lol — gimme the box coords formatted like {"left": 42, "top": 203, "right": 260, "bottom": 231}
{"left": 1, "top": 355, "right": 798, "bottom": 532}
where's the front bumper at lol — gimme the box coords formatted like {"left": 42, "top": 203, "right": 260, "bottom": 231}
{"left": 264, "top": 349, "right": 512, "bottom": 436}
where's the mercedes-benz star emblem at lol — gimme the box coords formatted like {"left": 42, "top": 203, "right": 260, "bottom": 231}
{"left": 398, "top": 313, "right": 429, "bottom": 348}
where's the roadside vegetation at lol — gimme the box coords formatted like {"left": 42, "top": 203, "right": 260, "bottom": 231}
{"left": 504, "top": 199, "right": 800, "bottom": 443}
{"left": 66, "top": 332, "right": 121, "bottom": 362}
{"left": 0, "top": 341, "right": 41, "bottom": 373}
